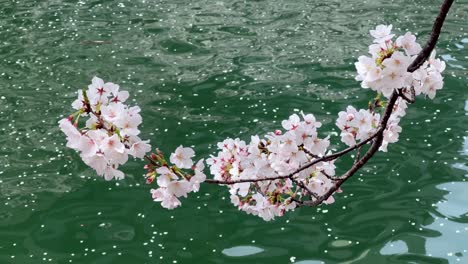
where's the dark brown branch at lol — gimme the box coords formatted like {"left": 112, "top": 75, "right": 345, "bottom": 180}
{"left": 206, "top": 175, "right": 291, "bottom": 184}
{"left": 407, "top": 0, "right": 455, "bottom": 72}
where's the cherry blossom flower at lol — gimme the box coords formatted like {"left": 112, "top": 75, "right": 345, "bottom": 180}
{"left": 58, "top": 118, "right": 82, "bottom": 150}
{"left": 370, "top": 24, "right": 394, "bottom": 43}
{"left": 151, "top": 188, "right": 181, "bottom": 209}
{"left": 396, "top": 32, "right": 422, "bottom": 56}
{"left": 167, "top": 181, "right": 191, "bottom": 198}
{"left": 281, "top": 114, "right": 301, "bottom": 130}
{"left": 190, "top": 159, "right": 207, "bottom": 192}
{"left": 170, "top": 146, "right": 195, "bottom": 169}
{"left": 129, "top": 139, "right": 152, "bottom": 159}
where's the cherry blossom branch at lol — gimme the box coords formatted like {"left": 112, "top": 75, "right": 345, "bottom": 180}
{"left": 59, "top": 1, "right": 453, "bottom": 221}
{"left": 303, "top": 0, "right": 454, "bottom": 206}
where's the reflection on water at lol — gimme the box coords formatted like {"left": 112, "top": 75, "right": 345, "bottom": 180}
{"left": 441, "top": 54, "right": 466, "bottom": 70}
{"left": 425, "top": 212, "right": 468, "bottom": 263}
{"left": 295, "top": 260, "right": 324, "bottom": 264}
{"left": 462, "top": 136, "right": 468, "bottom": 156}
{"left": 380, "top": 240, "right": 408, "bottom": 255}
{"left": 452, "top": 124, "right": 468, "bottom": 174}
{"left": 435, "top": 182, "right": 468, "bottom": 219}
{"left": 425, "top": 98, "right": 468, "bottom": 263}
{"left": 222, "top": 246, "right": 264, "bottom": 257}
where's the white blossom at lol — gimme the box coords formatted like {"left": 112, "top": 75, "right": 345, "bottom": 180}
{"left": 170, "top": 145, "right": 195, "bottom": 169}
{"left": 370, "top": 24, "right": 394, "bottom": 43}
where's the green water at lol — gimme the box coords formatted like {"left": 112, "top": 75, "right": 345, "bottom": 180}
{"left": 1, "top": 0, "right": 467, "bottom": 263}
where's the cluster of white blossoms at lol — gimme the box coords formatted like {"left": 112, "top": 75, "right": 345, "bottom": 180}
{"left": 146, "top": 146, "right": 206, "bottom": 209}
{"left": 412, "top": 51, "right": 446, "bottom": 99}
{"left": 205, "top": 113, "right": 337, "bottom": 221}
{"left": 336, "top": 106, "right": 380, "bottom": 147}
{"left": 59, "top": 77, "right": 151, "bottom": 180}
{"left": 355, "top": 25, "right": 445, "bottom": 99}
{"left": 335, "top": 97, "right": 407, "bottom": 152}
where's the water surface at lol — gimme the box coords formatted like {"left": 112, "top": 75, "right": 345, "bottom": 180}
{"left": 0, "top": 0, "right": 467, "bottom": 263}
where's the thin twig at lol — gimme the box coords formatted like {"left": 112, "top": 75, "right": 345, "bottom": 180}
{"left": 398, "top": 87, "right": 416, "bottom": 104}
{"left": 354, "top": 145, "right": 363, "bottom": 163}
{"left": 145, "top": 155, "right": 158, "bottom": 166}
{"left": 290, "top": 196, "right": 304, "bottom": 205}
{"left": 291, "top": 178, "right": 319, "bottom": 199}
{"left": 302, "top": 147, "right": 319, "bottom": 159}
{"left": 320, "top": 170, "right": 344, "bottom": 181}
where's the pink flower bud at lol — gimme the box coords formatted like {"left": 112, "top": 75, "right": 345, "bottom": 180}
{"left": 156, "top": 148, "right": 163, "bottom": 155}
{"left": 146, "top": 177, "right": 154, "bottom": 184}
{"left": 274, "top": 130, "right": 282, "bottom": 135}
